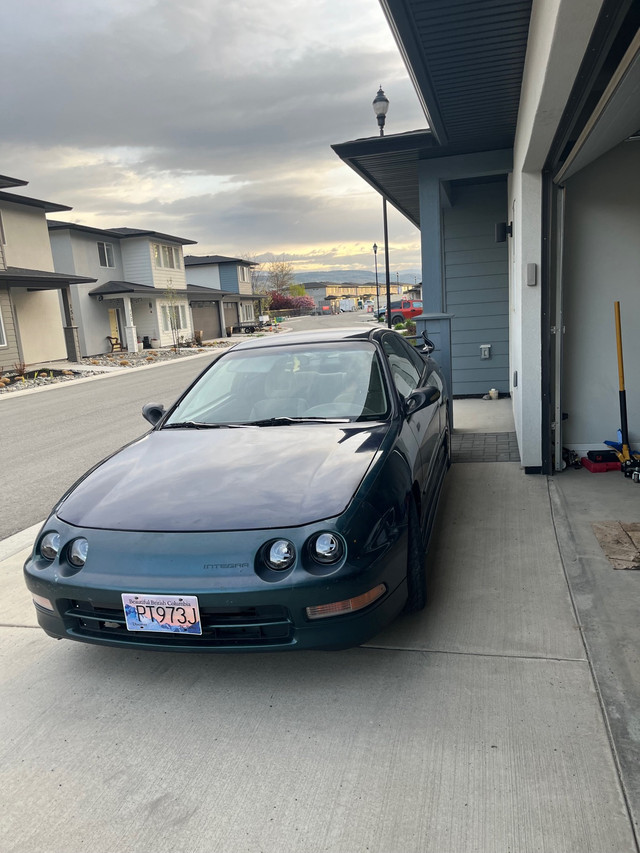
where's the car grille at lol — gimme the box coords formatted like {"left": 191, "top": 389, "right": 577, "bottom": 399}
{"left": 65, "top": 600, "right": 295, "bottom": 648}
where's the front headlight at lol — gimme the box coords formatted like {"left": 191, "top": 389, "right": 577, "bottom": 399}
{"left": 68, "top": 538, "right": 89, "bottom": 568}
{"left": 39, "top": 532, "right": 61, "bottom": 561}
{"left": 264, "top": 539, "right": 296, "bottom": 571}
{"left": 309, "top": 532, "right": 345, "bottom": 565}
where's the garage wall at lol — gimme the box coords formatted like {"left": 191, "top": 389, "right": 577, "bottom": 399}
{"left": 562, "top": 141, "right": 640, "bottom": 452}
{"left": 443, "top": 180, "right": 509, "bottom": 396}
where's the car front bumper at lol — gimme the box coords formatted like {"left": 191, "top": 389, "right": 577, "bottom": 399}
{"left": 24, "top": 518, "right": 409, "bottom": 652}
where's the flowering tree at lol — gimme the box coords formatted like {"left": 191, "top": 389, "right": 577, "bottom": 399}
{"left": 267, "top": 290, "right": 315, "bottom": 312}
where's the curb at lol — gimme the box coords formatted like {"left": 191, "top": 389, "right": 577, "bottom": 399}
{"left": 0, "top": 522, "right": 43, "bottom": 563}
{"left": 0, "top": 349, "right": 220, "bottom": 401}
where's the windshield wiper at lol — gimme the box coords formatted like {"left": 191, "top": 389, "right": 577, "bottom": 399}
{"left": 246, "top": 416, "right": 351, "bottom": 426}
{"left": 162, "top": 421, "right": 248, "bottom": 429}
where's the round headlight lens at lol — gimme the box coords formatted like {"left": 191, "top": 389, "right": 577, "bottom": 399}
{"left": 68, "top": 538, "right": 89, "bottom": 568}
{"left": 40, "top": 532, "right": 61, "bottom": 561}
{"left": 311, "top": 532, "right": 344, "bottom": 564}
{"left": 265, "top": 539, "right": 296, "bottom": 571}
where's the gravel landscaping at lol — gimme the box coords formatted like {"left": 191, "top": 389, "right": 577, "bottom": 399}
{"left": 0, "top": 342, "right": 235, "bottom": 395}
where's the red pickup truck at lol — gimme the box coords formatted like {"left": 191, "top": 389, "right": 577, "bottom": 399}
{"left": 377, "top": 299, "right": 423, "bottom": 324}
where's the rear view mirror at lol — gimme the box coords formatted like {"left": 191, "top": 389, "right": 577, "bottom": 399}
{"left": 142, "top": 402, "right": 166, "bottom": 426}
{"left": 421, "top": 331, "right": 435, "bottom": 354}
{"left": 405, "top": 385, "right": 440, "bottom": 415}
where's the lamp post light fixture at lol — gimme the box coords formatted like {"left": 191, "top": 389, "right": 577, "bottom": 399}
{"left": 373, "top": 243, "right": 380, "bottom": 315}
{"left": 373, "top": 86, "right": 392, "bottom": 328}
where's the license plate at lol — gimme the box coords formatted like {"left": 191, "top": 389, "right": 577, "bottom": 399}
{"left": 121, "top": 593, "right": 202, "bottom": 635}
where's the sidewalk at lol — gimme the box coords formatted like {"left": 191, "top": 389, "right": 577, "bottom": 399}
{"left": 0, "top": 396, "right": 638, "bottom": 852}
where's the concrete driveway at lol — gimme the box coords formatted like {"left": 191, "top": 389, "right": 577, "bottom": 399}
{"left": 1, "top": 449, "right": 636, "bottom": 852}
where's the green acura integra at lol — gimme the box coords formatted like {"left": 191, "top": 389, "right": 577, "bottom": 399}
{"left": 24, "top": 327, "right": 450, "bottom": 652}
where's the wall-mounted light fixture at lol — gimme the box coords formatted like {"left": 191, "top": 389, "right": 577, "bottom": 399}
{"left": 495, "top": 222, "right": 513, "bottom": 243}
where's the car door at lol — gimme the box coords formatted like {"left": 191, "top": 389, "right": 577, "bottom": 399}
{"left": 380, "top": 333, "right": 441, "bottom": 532}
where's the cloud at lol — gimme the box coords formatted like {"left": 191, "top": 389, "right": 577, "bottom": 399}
{"left": 2, "top": 0, "right": 426, "bottom": 270}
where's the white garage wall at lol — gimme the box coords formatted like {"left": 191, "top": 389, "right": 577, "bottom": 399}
{"left": 562, "top": 141, "right": 640, "bottom": 452}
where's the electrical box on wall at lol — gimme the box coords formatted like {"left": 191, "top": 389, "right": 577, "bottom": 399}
{"left": 480, "top": 344, "right": 491, "bottom": 360}
{"left": 526, "top": 263, "right": 537, "bottom": 286}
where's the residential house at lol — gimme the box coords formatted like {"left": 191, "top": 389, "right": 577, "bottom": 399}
{"left": 0, "top": 175, "right": 95, "bottom": 367}
{"left": 48, "top": 222, "right": 198, "bottom": 354}
{"left": 333, "top": 0, "right": 640, "bottom": 473}
{"left": 184, "top": 255, "right": 260, "bottom": 337}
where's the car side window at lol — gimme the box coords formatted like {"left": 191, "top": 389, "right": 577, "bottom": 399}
{"left": 382, "top": 334, "right": 422, "bottom": 398}
{"left": 395, "top": 334, "right": 428, "bottom": 377}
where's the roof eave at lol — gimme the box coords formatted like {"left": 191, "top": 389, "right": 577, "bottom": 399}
{"left": 379, "top": 0, "right": 448, "bottom": 144}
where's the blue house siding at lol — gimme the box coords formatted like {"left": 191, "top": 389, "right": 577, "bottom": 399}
{"left": 218, "top": 264, "right": 239, "bottom": 293}
{"left": 443, "top": 181, "right": 509, "bottom": 396}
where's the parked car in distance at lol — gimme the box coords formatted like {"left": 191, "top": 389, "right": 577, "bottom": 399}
{"left": 377, "top": 298, "right": 423, "bottom": 325}
{"left": 24, "top": 327, "right": 450, "bottom": 653}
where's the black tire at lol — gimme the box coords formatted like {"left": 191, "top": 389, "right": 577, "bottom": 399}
{"left": 404, "top": 498, "right": 427, "bottom": 613}
{"left": 391, "top": 315, "right": 404, "bottom": 325}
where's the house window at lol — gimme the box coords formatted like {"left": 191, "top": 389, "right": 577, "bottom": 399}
{"left": 0, "top": 306, "right": 6, "bottom": 347}
{"left": 0, "top": 212, "right": 6, "bottom": 245}
{"left": 239, "top": 265, "right": 250, "bottom": 283}
{"left": 161, "top": 303, "right": 188, "bottom": 332}
{"left": 153, "top": 243, "right": 181, "bottom": 269}
{"left": 97, "top": 242, "right": 115, "bottom": 268}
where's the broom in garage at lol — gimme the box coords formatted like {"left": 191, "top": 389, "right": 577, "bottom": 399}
{"left": 604, "top": 301, "right": 640, "bottom": 477}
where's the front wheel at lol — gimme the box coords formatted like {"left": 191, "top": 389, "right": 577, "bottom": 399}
{"left": 391, "top": 314, "right": 404, "bottom": 325}
{"left": 404, "top": 498, "right": 427, "bottom": 613}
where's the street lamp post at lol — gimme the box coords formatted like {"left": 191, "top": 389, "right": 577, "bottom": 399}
{"left": 372, "top": 243, "right": 380, "bottom": 316}
{"left": 373, "top": 86, "right": 392, "bottom": 328}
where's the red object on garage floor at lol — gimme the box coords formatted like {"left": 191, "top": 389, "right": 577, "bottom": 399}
{"left": 581, "top": 457, "right": 621, "bottom": 473}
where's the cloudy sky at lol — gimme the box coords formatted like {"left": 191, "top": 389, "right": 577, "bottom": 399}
{"left": 2, "top": 0, "right": 428, "bottom": 274}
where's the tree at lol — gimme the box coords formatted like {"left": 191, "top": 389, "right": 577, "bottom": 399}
{"left": 267, "top": 257, "right": 296, "bottom": 293}
{"left": 267, "top": 290, "right": 315, "bottom": 312}
{"left": 239, "top": 251, "right": 269, "bottom": 296}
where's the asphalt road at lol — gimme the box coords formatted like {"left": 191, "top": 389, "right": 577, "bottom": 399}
{"left": 0, "top": 354, "right": 215, "bottom": 539}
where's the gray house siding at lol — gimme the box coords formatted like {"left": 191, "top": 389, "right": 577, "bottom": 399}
{"left": 443, "top": 181, "right": 509, "bottom": 396}
{"left": 0, "top": 287, "right": 20, "bottom": 366}
{"left": 218, "top": 265, "right": 239, "bottom": 293}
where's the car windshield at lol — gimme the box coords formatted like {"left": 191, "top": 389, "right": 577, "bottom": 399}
{"left": 164, "top": 341, "right": 390, "bottom": 426}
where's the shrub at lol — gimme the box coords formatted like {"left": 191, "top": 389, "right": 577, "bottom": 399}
{"left": 266, "top": 290, "right": 315, "bottom": 311}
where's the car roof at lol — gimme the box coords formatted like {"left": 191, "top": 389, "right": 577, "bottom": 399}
{"left": 230, "top": 327, "right": 379, "bottom": 351}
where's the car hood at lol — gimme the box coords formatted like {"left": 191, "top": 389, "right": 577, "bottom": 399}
{"left": 56, "top": 424, "right": 388, "bottom": 532}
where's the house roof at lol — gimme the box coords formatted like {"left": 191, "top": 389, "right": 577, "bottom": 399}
{"left": 87, "top": 280, "right": 254, "bottom": 301}
{"left": 0, "top": 267, "right": 96, "bottom": 288}
{"left": 184, "top": 255, "right": 256, "bottom": 267}
{"left": 89, "top": 280, "right": 158, "bottom": 296}
{"left": 184, "top": 284, "right": 261, "bottom": 302}
{"left": 47, "top": 221, "right": 197, "bottom": 245}
{"left": 0, "top": 190, "right": 71, "bottom": 214}
{"left": 108, "top": 227, "right": 197, "bottom": 245}
{"left": 380, "top": 0, "right": 533, "bottom": 148}
{"left": 332, "top": 0, "right": 534, "bottom": 225}
{"left": 0, "top": 175, "right": 28, "bottom": 189}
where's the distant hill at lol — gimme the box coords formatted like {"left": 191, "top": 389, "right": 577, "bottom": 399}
{"left": 294, "top": 269, "right": 421, "bottom": 285}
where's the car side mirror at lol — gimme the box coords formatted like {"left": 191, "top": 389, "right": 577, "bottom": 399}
{"left": 142, "top": 402, "right": 166, "bottom": 426}
{"left": 405, "top": 385, "right": 440, "bottom": 415}
{"left": 421, "top": 331, "right": 435, "bottom": 354}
